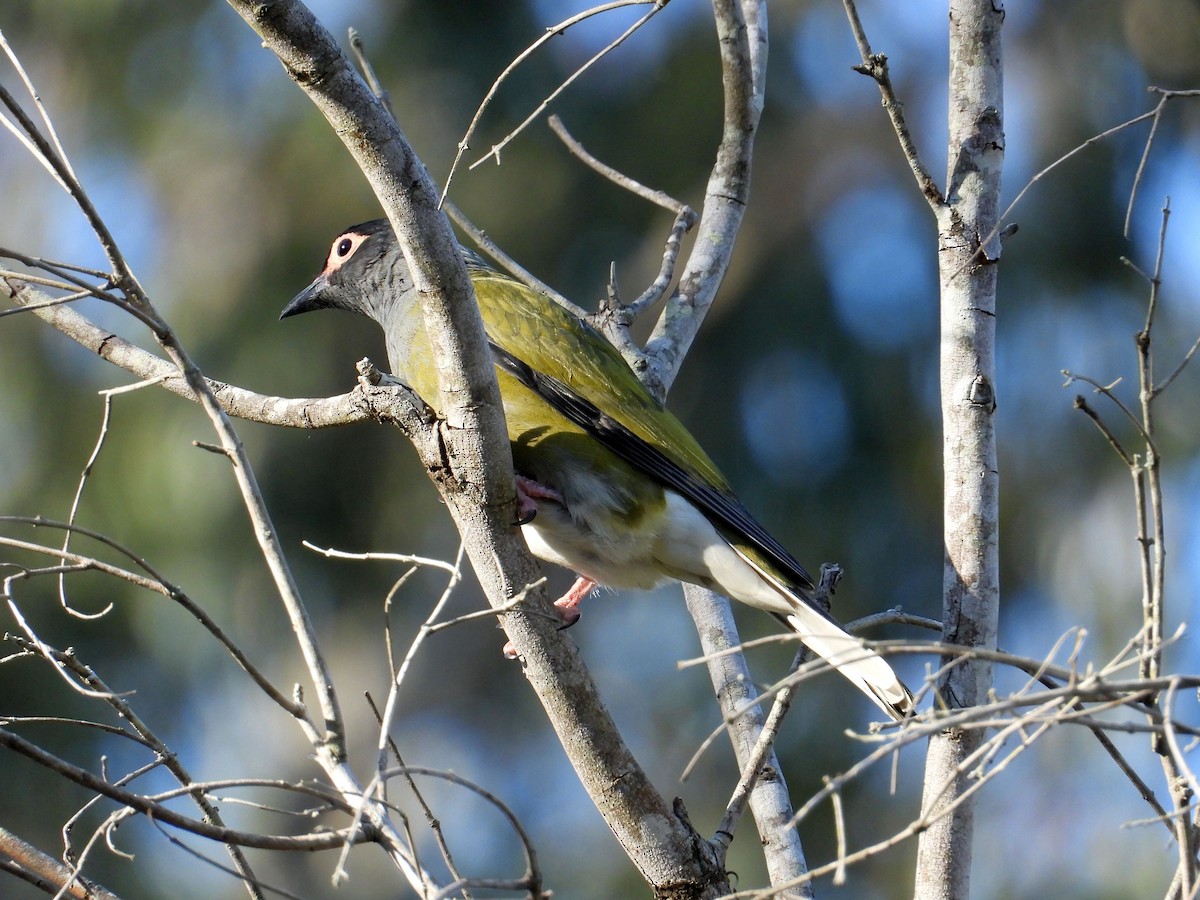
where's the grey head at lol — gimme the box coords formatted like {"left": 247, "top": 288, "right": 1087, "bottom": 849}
{"left": 281, "top": 220, "right": 494, "bottom": 322}
{"left": 280, "top": 219, "right": 411, "bottom": 323}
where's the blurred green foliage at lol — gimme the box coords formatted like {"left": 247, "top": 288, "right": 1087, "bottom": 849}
{"left": 2, "top": 1, "right": 1200, "bottom": 897}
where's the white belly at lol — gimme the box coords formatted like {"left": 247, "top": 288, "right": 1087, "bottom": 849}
{"left": 520, "top": 488, "right": 795, "bottom": 618}
{"left": 520, "top": 513, "right": 671, "bottom": 591}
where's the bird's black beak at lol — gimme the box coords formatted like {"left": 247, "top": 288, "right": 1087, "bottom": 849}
{"left": 279, "top": 275, "right": 329, "bottom": 320}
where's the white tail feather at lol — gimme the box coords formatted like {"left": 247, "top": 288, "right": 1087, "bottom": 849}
{"left": 721, "top": 534, "right": 914, "bottom": 721}
{"left": 785, "top": 604, "right": 913, "bottom": 721}
{"left": 653, "top": 490, "right": 914, "bottom": 720}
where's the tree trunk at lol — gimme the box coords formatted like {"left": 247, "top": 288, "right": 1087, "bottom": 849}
{"left": 914, "top": 1, "right": 1005, "bottom": 897}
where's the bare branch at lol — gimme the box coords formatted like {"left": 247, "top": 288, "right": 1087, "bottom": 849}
{"left": 0, "top": 826, "right": 119, "bottom": 900}
{"left": 12, "top": 638, "right": 266, "bottom": 897}
{"left": 1155, "top": 330, "right": 1200, "bottom": 395}
{"left": 913, "top": 2, "right": 1005, "bottom": 893}
{"left": 840, "top": 0, "right": 943, "bottom": 208}
{"left": 683, "top": 585, "right": 810, "bottom": 894}
{"left": 546, "top": 112, "right": 698, "bottom": 370}
{"left": 640, "top": 0, "right": 767, "bottom": 399}
{"left": 549, "top": 113, "right": 694, "bottom": 216}
{"left": 463, "top": 3, "right": 667, "bottom": 173}
{"left": 981, "top": 91, "right": 1200, "bottom": 270}
{"left": 441, "top": 0, "right": 659, "bottom": 203}
{"left": 387, "top": 767, "right": 545, "bottom": 900}
{"left": 441, "top": 199, "right": 582, "bottom": 315}
{"left": 1125, "top": 88, "right": 1200, "bottom": 235}
{"left": 0, "top": 728, "right": 366, "bottom": 851}
{"left": 2, "top": 277, "right": 371, "bottom": 428}
{"left": 1071, "top": 394, "right": 1136, "bottom": 467}
{"left": 347, "top": 31, "right": 578, "bottom": 313}
{"left": 1, "top": 521, "right": 304, "bottom": 717}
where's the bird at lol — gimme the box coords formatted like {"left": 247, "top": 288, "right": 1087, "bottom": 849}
{"left": 282, "top": 219, "right": 915, "bottom": 721}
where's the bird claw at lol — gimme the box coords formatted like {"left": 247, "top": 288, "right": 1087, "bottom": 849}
{"left": 513, "top": 474, "right": 564, "bottom": 526}
{"left": 514, "top": 498, "right": 538, "bottom": 526}
{"left": 502, "top": 575, "right": 596, "bottom": 659}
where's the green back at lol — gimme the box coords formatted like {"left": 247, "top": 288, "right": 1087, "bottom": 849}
{"left": 469, "top": 270, "right": 734, "bottom": 495}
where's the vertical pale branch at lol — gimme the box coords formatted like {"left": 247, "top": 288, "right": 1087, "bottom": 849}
{"left": 1132, "top": 202, "right": 1198, "bottom": 895}
{"left": 641, "top": 0, "right": 764, "bottom": 400}
{"left": 914, "top": 2, "right": 1005, "bottom": 898}
{"left": 842, "top": 0, "right": 1004, "bottom": 886}
{"left": 670, "top": 0, "right": 812, "bottom": 892}
{"left": 1134, "top": 203, "right": 1169, "bottom": 686}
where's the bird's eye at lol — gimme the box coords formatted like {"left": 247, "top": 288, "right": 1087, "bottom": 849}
{"left": 336, "top": 238, "right": 354, "bottom": 257}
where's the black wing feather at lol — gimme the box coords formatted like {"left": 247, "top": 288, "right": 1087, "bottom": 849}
{"left": 490, "top": 342, "right": 815, "bottom": 593}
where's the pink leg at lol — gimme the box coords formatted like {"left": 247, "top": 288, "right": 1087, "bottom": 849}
{"left": 553, "top": 576, "right": 596, "bottom": 628}
{"left": 514, "top": 474, "right": 564, "bottom": 525}
{"left": 503, "top": 575, "right": 598, "bottom": 659}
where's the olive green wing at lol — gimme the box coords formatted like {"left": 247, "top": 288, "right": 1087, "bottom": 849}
{"left": 470, "top": 268, "right": 815, "bottom": 593}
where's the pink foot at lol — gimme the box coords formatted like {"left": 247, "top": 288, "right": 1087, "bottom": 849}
{"left": 514, "top": 474, "right": 564, "bottom": 525}
{"left": 503, "top": 575, "right": 598, "bottom": 659}
{"left": 553, "top": 575, "right": 597, "bottom": 628}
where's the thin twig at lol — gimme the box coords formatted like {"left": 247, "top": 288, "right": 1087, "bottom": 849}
{"left": 468, "top": 3, "right": 666, "bottom": 172}
{"left": 0, "top": 246, "right": 122, "bottom": 304}
{"left": 548, "top": 113, "right": 693, "bottom": 215}
{"left": 0, "top": 728, "right": 367, "bottom": 850}
{"left": 840, "top": 0, "right": 943, "bottom": 208}
{"left": 442, "top": 199, "right": 582, "bottom": 314}
{"left": 6, "top": 638, "right": 268, "bottom": 898}
{"left": 58, "top": 393, "right": 118, "bottom": 620}
{"left": 364, "top": 693, "right": 473, "bottom": 900}
{"left": 1155, "top": 330, "right": 1200, "bottom": 395}
{"left": 830, "top": 788, "right": 848, "bottom": 886}
{"left": 1, "top": 522, "right": 304, "bottom": 716}
{"left": 440, "top": 0, "right": 660, "bottom": 202}
{"left": 0, "top": 286, "right": 91, "bottom": 317}
{"left": 620, "top": 205, "right": 697, "bottom": 320}
{"left": 386, "top": 767, "right": 544, "bottom": 900}
{"left": 0, "top": 31, "right": 77, "bottom": 182}
{"left": 1065, "top": 369, "right": 1154, "bottom": 451}
{"left": 301, "top": 541, "right": 461, "bottom": 576}
{"left": 1072, "top": 394, "right": 1135, "bottom": 467}
{"left": 981, "top": 90, "right": 1199, "bottom": 274}
{"left": 545, "top": 112, "right": 698, "bottom": 365}
{"left": 0, "top": 84, "right": 149, "bottom": 319}
{"left": 333, "top": 544, "right": 465, "bottom": 889}
{"left": 345, "top": 33, "right": 583, "bottom": 320}
{"left": 141, "top": 820, "right": 298, "bottom": 900}
{"left": 347, "top": 28, "right": 392, "bottom": 115}
{"left": 1125, "top": 88, "right": 1200, "bottom": 236}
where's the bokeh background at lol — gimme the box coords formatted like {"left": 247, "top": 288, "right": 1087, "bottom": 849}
{"left": 2, "top": 1, "right": 1199, "bottom": 897}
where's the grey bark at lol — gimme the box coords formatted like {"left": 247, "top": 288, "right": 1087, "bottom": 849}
{"left": 913, "top": 2, "right": 1005, "bottom": 898}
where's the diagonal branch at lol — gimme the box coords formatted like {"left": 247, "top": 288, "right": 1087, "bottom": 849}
{"left": 441, "top": 0, "right": 661, "bottom": 204}
{"left": 0, "top": 728, "right": 365, "bottom": 851}
{"left": 2, "top": 277, "right": 369, "bottom": 428}
{"left": 224, "top": 1, "right": 730, "bottom": 894}
{"left": 0, "top": 826, "right": 118, "bottom": 900}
